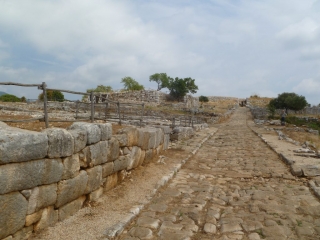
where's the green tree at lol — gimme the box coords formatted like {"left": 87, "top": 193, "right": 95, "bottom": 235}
{"left": 0, "top": 94, "right": 21, "bottom": 102}
{"left": 38, "top": 90, "right": 64, "bottom": 102}
{"left": 21, "top": 96, "right": 27, "bottom": 102}
{"left": 86, "top": 85, "right": 113, "bottom": 93}
{"left": 149, "top": 73, "right": 170, "bottom": 90}
{"left": 167, "top": 77, "right": 198, "bottom": 101}
{"left": 199, "top": 96, "right": 209, "bottom": 102}
{"left": 268, "top": 92, "right": 308, "bottom": 112}
{"left": 121, "top": 77, "right": 144, "bottom": 91}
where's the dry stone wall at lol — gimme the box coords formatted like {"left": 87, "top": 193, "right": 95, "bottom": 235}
{"left": 0, "top": 121, "right": 171, "bottom": 240}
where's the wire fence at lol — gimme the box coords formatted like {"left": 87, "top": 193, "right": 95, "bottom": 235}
{"left": 0, "top": 81, "right": 206, "bottom": 128}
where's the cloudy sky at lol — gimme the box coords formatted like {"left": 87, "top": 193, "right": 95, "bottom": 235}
{"left": 0, "top": 0, "right": 319, "bottom": 104}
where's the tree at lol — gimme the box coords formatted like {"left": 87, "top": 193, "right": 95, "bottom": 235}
{"left": 167, "top": 77, "right": 198, "bottom": 101}
{"left": 121, "top": 77, "right": 144, "bottom": 91}
{"left": 268, "top": 92, "right": 308, "bottom": 112}
{"left": 149, "top": 73, "right": 170, "bottom": 90}
{"left": 86, "top": 85, "right": 113, "bottom": 93}
{"left": 0, "top": 94, "right": 21, "bottom": 102}
{"left": 199, "top": 96, "right": 209, "bottom": 102}
{"left": 21, "top": 96, "right": 27, "bottom": 102}
{"left": 38, "top": 90, "right": 64, "bottom": 102}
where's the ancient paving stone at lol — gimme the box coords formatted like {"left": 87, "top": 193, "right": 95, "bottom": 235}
{"left": 117, "top": 108, "right": 320, "bottom": 240}
{"left": 128, "top": 227, "right": 153, "bottom": 239}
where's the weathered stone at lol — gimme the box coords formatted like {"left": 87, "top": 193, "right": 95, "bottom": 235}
{"left": 108, "top": 137, "right": 120, "bottom": 161}
{"left": 12, "top": 225, "right": 33, "bottom": 240}
{"left": 204, "top": 223, "right": 216, "bottom": 234}
{"left": 114, "top": 156, "right": 129, "bottom": 172}
{"left": 129, "top": 227, "right": 153, "bottom": 239}
{"left": 248, "top": 232, "right": 261, "bottom": 240}
{"left": 68, "top": 122, "right": 101, "bottom": 144}
{"left": 27, "top": 184, "right": 57, "bottom": 214}
{"left": 102, "top": 162, "right": 114, "bottom": 177}
{"left": 148, "top": 203, "right": 167, "bottom": 213}
{"left": 0, "top": 126, "right": 48, "bottom": 164}
{"left": 68, "top": 129, "right": 87, "bottom": 153}
{"left": 0, "top": 159, "right": 63, "bottom": 195}
{"left": 79, "top": 141, "right": 108, "bottom": 167}
{"left": 241, "top": 221, "right": 263, "bottom": 232}
{"left": 0, "top": 192, "right": 28, "bottom": 239}
{"left": 25, "top": 210, "right": 43, "bottom": 227}
{"left": 58, "top": 196, "right": 86, "bottom": 221}
{"left": 94, "top": 123, "right": 112, "bottom": 141}
{"left": 104, "top": 173, "right": 118, "bottom": 191}
{"left": 138, "top": 128, "right": 158, "bottom": 150}
{"left": 143, "top": 149, "right": 157, "bottom": 165}
{"left": 220, "top": 223, "right": 242, "bottom": 233}
{"left": 84, "top": 165, "right": 103, "bottom": 194}
{"left": 43, "top": 128, "right": 74, "bottom": 158}
{"left": 290, "top": 164, "right": 303, "bottom": 176}
{"left": 137, "top": 216, "right": 160, "bottom": 229}
{"left": 34, "top": 206, "right": 58, "bottom": 232}
{"left": 61, "top": 154, "right": 80, "bottom": 180}
{"left": 302, "top": 165, "right": 320, "bottom": 177}
{"left": 88, "top": 187, "right": 104, "bottom": 202}
{"left": 127, "top": 146, "right": 143, "bottom": 170}
{"left": 114, "top": 134, "right": 128, "bottom": 147}
{"left": 55, "top": 170, "right": 88, "bottom": 208}
{"left": 163, "top": 134, "right": 170, "bottom": 150}
{"left": 117, "top": 127, "right": 139, "bottom": 146}
{"left": 171, "top": 127, "right": 194, "bottom": 141}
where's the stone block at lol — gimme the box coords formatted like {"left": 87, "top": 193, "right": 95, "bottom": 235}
{"left": 138, "top": 128, "right": 158, "bottom": 150}
{"left": 42, "top": 128, "right": 74, "bottom": 158}
{"left": 27, "top": 184, "right": 57, "bottom": 214}
{"left": 127, "top": 146, "right": 143, "bottom": 170}
{"left": 108, "top": 137, "right": 120, "bottom": 161}
{"left": 68, "top": 122, "right": 101, "bottom": 144}
{"left": 104, "top": 173, "right": 118, "bottom": 191}
{"left": 79, "top": 141, "right": 108, "bottom": 167}
{"left": 114, "top": 134, "right": 128, "bottom": 147}
{"left": 12, "top": 226, "right": 33, "bottom": 240}
{"left": 116, "top": 127, "right": 139, "bottom": 146}
{"left": 113, "top": 156, "right": 129, "bottom": 172}
{"left": 94, "top": 123, "right": 112, "bottom": 140}
{"left": 0, "top": 159, "right": 63, "bottom": 195}
{"left": 34, "top": 206, "right": 58, "bottom": 232}
{"left": 55, "top": 170, "right": 88, "bottom": 208}
{"left": 163, "top": 135, "right": 170, "bottom": 150}
{"left": 58, "top": 196, "right": 86, "bottom": 221}
{"left": 25, "top": 210, "right": 43, "bottom": 227}
{"left": 0, "top": 192, "right": 28, "bottom": 239}
{"left": 68, "top": 129, "right": 87, "bottom": 153}
{"left": 61, "top": 154, "right": 80, "bottom": 180}
{"left": 102, "top": 162, "right": 114, "bottom": 178}
{"left": 302, "top": 165, "right": 320, "bottom": 177}
{"left": 88, "top": 187, "right": 104, "bottom": 202}
{"left": 84, "top": 166, "right": 103, "bottom": 194}
{"left": 0, "top": 126, "right": 48, "bottom": 164}
{"left": 143, "top": 149, "right": 157, "bottom": 165}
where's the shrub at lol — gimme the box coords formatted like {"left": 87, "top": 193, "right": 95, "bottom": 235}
{"left": 0, "top": 94, "right": 22, "bottom": 102}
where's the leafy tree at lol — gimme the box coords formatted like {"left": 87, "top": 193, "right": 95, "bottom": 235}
{"left": 38, "top": 90, "right": 64, "bottom": 102}
{"left": 121, "top": 77, "right": 144, "bottom": 91}
{"left": 199, "top": 96, "right": 209, "bottom": 102}
{"left": 86, "top": 85, "right": 113, "bottom": 93}
{"left": 0, "top": 94, "right": 21, "bottom": 102}
{"left": 21, "top": 96, "right": 27, "bottom": 102}
{"left": 167, "top": 77, "right": 198, "bottom": 101}
{"left": 268, "top": 92, "right": 308, "bottom": 112}
{"left": 149, "top": 73, "right": 170, "bottom": 90}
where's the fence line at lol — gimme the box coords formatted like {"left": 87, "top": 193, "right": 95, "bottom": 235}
{"left": 0, "top": 82, "right": 206, "bottom": 128}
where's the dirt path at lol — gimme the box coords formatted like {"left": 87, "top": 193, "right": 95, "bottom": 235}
{"left": 117, "top": 107, "right": 320, "bottom": 239}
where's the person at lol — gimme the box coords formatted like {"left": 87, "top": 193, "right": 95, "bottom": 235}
{"left": 281, "top": 110, "right": 287, "bottom": 126}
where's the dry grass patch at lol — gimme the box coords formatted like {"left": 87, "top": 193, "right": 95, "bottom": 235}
{"left": 282, "top": 129, "right": 320, "bottom": 151}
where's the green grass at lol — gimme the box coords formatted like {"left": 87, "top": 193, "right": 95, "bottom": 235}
{"left": 286, "top": 116, "right": 320, "bottom": 133}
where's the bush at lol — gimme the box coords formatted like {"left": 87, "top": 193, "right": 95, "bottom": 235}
{"left": 286, "top": 116, "right": 320, "bottom": 132}
{"left": 0, "top": 94, "right": 22, "bottom": 102}
{"left": 199, "top": 96, "right": 209, "bottom": 102}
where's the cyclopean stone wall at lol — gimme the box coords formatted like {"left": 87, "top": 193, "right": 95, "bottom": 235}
{"left": 0, "top": 122, "right": 171, "bottom": 240}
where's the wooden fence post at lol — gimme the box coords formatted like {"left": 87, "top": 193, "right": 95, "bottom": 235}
{"left": 117, "top": 102, "right": 121, "bottom": 125}
{"left": 140, "top": 103, "right": 144, "bottom": 128}
{"left": 42, "top": 82, "right": 49, "bottom": 128}
{"left": 90, "top": 92, "right": 94, "bottom": 123}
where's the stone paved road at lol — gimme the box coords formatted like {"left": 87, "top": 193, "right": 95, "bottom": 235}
{"left": 117, "top": 108, "right": 320, "bottom": 240}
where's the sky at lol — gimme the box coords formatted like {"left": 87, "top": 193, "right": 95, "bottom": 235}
{"left": 0, "top": 0, "right": 319, "bottom": 105}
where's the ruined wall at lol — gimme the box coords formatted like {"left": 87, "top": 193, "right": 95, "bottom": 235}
{"left": 0, "top": 122, "right": 170, "bottom": 240}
